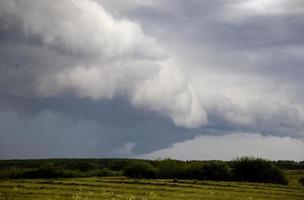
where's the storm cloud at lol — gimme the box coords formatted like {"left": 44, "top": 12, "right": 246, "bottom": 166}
{"left": 0, "top": 0, "right": 303, "bottom": 159}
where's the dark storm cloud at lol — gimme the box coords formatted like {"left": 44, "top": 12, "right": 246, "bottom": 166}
{"left": 0, "top": 0, "right": 303, "bottom": 158}
{"left": 0, "top": 95, "right": 199, "bottom": 158}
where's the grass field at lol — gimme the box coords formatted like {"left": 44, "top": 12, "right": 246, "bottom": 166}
{"left": 0, "top": 171, "right": 303, "bottom": 200}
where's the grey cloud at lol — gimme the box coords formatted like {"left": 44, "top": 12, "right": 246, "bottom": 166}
{"left": 0, "top": 95, "right": 200, "bottom": 158}
{"left": 117, "top": 0, "right": 304, "bottom": 137}
{"left": 0, "top": 0, "right": 203, "bottom": 128}
{"left": 0, "top": 0, "right": 304, "bottom": 158}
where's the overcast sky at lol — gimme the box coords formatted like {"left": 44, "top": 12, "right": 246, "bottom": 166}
{"left": 0, "top": 0, "right": 303, "bottom": 160}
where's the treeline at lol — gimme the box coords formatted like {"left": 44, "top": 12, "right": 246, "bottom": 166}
{"left": 123, "top": 157, "right": 288, "bottom": 185}
{"left": 0, "top": 159, "right": 126, "bottom": 179}
{"left": 0, "top": 157, "right": 300, "bottom": 185}
{"left": 273, "top": 160, "right": 304, "bottom": 170}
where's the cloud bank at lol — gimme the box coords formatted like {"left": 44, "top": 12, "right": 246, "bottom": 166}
{"left": 0, "top": 0, "right": 207, "bottom": 128}
{"left": 0, "top": 0, "right": 303, "bottom": 158}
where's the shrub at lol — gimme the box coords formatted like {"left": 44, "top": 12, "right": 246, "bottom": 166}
{"left": 12, "top": 163, "right": 78, "bottom": 179}
{"left": 201, "top": 162, "right": 232, "bottom": 181}
{"left": 232, "top": 157, "right": 288, "bottom": 185}
{"left": 0, "top": 167, "right": 24, "bottom": 179}
{"left": 15, "top": 167, "right": 62, "bottom": 179}
{"left": 274, "top": 160, "right": 304, "bottom": 170}
{"left": 0, "top": 158, "right": 291, "bottom": 184}
{"left": 183, "top": 162, "right": 205, "bottom": 179}
{"left": 182, "top": 161, "right": 232, "bottom": 180}
{"left": 87, "top": 168, "right": 120, "bottom": 177}
{"left": 105, "top": 159, "right": 132, "bottom": 171}
{"left": 124, "top": 161, "right": 157, "bottom": 178}
{"left": 66, "top": 161, "right": 98, "bottom": 172}
{"left": 0, "top": 166, "right": 75, "bottom": 179}
{"left": 156, "top": 159, "right": 186, "bottom": 179}
{"left": 123, "top": 159, "right": 232, "bottom": 181}
{"left": 299, "top": 176, "right": 304, "bottom": 186}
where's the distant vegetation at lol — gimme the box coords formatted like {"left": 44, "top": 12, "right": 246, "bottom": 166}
{"left": 0, "top": 157, "right": 302, "bottom": 185}
{"left": 299, "top": 176, "right": 304, "bottom": 186}
{"left": 123, "top": 157, "right": 287, "bottom": 184}
{"left": 231, "top": 157, "right": 288, "bottom": 184}
{"left": 273, "top": 160, "right": 304, "bottom": 170}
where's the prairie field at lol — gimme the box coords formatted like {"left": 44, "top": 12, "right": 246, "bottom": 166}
{"left": 0, "top": 171, "right": 303, "bottom": 200}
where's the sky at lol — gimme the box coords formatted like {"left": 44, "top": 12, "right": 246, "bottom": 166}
{"left": 0, "top": 0, "right": 303, "bottom": 160}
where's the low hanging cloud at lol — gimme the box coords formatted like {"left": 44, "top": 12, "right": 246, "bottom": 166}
{"left": 0, "top": 0, "right": 304, "bottom": 158}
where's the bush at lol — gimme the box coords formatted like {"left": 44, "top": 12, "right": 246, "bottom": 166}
{"left": 274, "top": 160, "right": 304, "bottom": 170}
{"left": 124, "top": 161, "right": 157, "bottom": 178}
{"left": 183, "top": 162, "right": 205, "bottom": 179}
{"left": 299, "top": 176, "right": 304, "bottom": 186}
{"left": 15, "top": 166, "right": 63, "bottom": 179}
{"left": 10, "top": 163, "right": 79, "bottom": 179}
{"left": 87, "top": 168, "right": 120, "bottom": 177}
{"left": 232, "top": 157, "right": 288, "bottom": 185}
{"left": 156, "top": 159, "right": 185, "bottom": 179}
{"left": 104, "top": 159, "right": 132, "bottom": 171}
{"left": 0, "top": 167, "right": 24, "bottom": 179}
{"left": 0, "top": 158, "right": 292, "bottom": 184}
{"left": 66, "top": 162, "right": 98, "bottom": 172}
{"left": 123, "top": 159, "right": 232, "bottom": 181}
{"left": 182, "top": 161, "right": 232, "bottom": 180}
{"left": 201, "top": 162, "right": 232, "bottom": 181}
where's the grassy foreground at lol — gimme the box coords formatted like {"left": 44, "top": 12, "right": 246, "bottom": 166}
{"left": 0, "top": 172, "right": 303, "bottom": 200}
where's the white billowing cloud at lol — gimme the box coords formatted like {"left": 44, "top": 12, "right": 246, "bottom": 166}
{"left": 54, "top": 66, "right": 121, "bottom": 100}
{"left": 3, "top": 0, "right": 165, "bottom": 60}
{"left": 37, "top": 59, "right": 160, "bottom": 100}
{"left": 189, "top": 72, "right": 304, "bottom": 137}
{"left": 132, "top": 60, "right": 207, "bottom": 128}
{"left": 141, "top": 133, "right": 304, "bottom": 161}
{"left": 0, "top": 0, "right": 203, "bottom": 128}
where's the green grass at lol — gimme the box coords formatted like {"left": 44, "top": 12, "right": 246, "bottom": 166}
{"left": 284, "top": 170, "right": 304, "bottom": 188}
{"left": 0, "top": 171, "right": 303, "bottom": 200}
